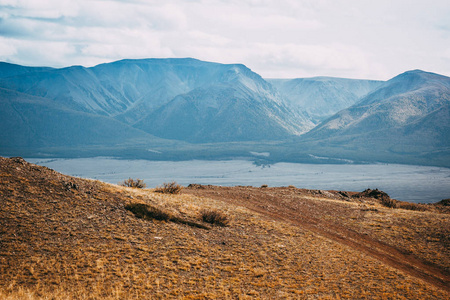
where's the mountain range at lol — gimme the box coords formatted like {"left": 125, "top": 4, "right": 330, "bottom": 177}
{"left": 288, "top": 70, "right": 450, "bottom": 166}
{"left": 0, "top": 59, "right": 449, "bottom": 166}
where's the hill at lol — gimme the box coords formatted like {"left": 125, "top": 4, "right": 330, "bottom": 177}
{"left": 1, "top": 157, "right": 449, "bottom": 299}
{"left": 1, "top": 59, "right": 449, "bottom": 166}
{"left": 0, "top": 59, "right": 311, "bottom": 145}
{"left": 0, "top": 86, "right": 184, "bottom": 159}
{"left": 287, "top": 70, "right": 450, "bottom": 166}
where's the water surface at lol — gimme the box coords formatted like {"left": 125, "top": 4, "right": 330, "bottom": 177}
{"left": 28, "top": 158, "right": 450, "bottom": 203}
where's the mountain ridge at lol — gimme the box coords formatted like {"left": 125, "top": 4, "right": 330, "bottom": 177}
{"left": 1, "top": 59, "right": 449, "bottom": 166}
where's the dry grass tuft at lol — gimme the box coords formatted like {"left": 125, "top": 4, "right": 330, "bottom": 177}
{"left": 120, "top": 178, "right": 146, "bottom": 189}
{"left": 155, "top": 181, "right": 182, "bottom": 194}
{"left": 201, "top": 209, "right": 229, "bottom": 227}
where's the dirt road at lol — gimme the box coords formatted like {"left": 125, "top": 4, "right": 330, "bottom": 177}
{"left": 185, "top": 185, "right": 450, "bottom": 293}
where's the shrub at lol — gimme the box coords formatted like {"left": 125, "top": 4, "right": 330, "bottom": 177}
{"left": 260, "top": 184, "right": 268, "bottom": 188}
{"left": 381, "top": 197, "right": 397, "bottom": 208}
{"left": 397, "top": 202, "right": 428, "bottom": 211}
{"left": 201, "top": 209, "right": 229, "bottom": 227}
{"left": 436, "top": 199, "right": 450, "bottom": 206}
{"left": 155, "top": 181, "right": 182, "bottom": 194}
{"left": 120, "top": 178, "right": 146, "bottom": 189}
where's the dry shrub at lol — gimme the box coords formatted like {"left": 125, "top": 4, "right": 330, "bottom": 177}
{"left": 436, "top": 199, "right": 450, "bottom": 206}
{"left": 155, "top": 181, "right": 182, "bottom": 194}
{"left": 354, "top": 189, "right": 398, "bottom": 208}
{"left": 201, "top": 209, "right": 229, "bottom": 227}
{"left": 397, "top": 202, "right": 428, "bottom": 211}
{"left": 120, "top": 178, "right": 146, "bottom": 189}
{"left": 381, "top": 197, "right": 398, "bottom": 208}
{"left": 260, "top": 184, "right": 268, "bottom": 188}
{"left": 125, "top": 203, "right": 172, "bottom": 221}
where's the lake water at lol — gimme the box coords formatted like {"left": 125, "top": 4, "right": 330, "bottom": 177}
{"left": 28, "top": 157, "right": 450, "bottom": 204}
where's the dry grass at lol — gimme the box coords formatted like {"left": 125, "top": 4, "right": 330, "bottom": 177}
{"left": 0, "top": 157, "right": 448, "bottom": 299}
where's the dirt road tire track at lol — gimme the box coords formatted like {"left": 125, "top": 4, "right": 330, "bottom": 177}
{"left": 185, "top": 186, "right": 450, "bottom": 293}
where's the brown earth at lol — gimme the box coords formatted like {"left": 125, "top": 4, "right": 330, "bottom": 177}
{"left": 184, "top": 185, "right": 450, "bottom": 293}
{"left": 0, "top": 157, "right": 449, "bottom": 299}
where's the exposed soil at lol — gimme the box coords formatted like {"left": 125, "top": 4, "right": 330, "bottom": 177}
{"left": 184, "top": 184, "right": 450, "bottom": 293}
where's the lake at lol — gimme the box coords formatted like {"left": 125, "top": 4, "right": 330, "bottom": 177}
{"left": 28, "top": 157, "right": 450, "bottom": 204}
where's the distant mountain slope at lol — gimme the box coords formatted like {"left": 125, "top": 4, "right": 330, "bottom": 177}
{"left": 268, "top": 77, "right": 383, "bottom": 122}
{"left": 0, "top": 59, "right": 312, "bottom": 144}
{"left": 295, "top": 70, "right": 450, "bottom": 166}
{"left": 0, "top": 87, "right": 169, "bottom": 154}
{"left": 1, "top": 59, "right": 449, "bottom": 166}
{"left": 135, "top": 64, "right": 313, "bottom": 142}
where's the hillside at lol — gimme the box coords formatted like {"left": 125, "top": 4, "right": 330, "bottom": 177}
{"left": 1, "top": 157, "right": 449, "bottom": 299}
{"left": 0, "top": 87, "right": 176, "bottom": 154}
{"left": 287, "top": 70, "right": 450, "bottom": 167}
{"left": 1, "top": 59, "right": 449, "bottom": 166}
{"left": 0, "top": 59, "right": 311, "bottom": 145}
{"left": 268, "top": 77, "right": 383, "bottom": 123}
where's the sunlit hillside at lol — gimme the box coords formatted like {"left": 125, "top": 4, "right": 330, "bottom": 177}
{"left": 0, "top": 157, "right": 448, "bottom": 299}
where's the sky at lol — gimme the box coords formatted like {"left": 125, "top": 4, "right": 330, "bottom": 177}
{"left": 0, "top": 0, "right": 449, "bottom": 80}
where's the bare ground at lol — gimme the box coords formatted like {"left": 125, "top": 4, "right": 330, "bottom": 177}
{"left": 184, "top": 185, "right": 450, "bottom": 293}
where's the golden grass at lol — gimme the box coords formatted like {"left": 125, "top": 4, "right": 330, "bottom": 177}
{"left": 0, "top": 157, "right": 449, "bottom": 299}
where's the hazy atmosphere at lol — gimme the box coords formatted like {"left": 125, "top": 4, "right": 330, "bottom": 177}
{"left": 1, "top": 1, "right": 450, "bottom": 298}
{"left": 1, "top": 0, "right": 449, "bottom": 79}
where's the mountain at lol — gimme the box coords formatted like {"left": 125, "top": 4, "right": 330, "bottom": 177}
{"left": 135, "top": 64, "right": 313, "bottom": 142}
{"left": 268, "top": 77, "right": 383, "bottom": 123}
{"left": 0, "top": 87, "right": 175, "bottom": 157}
{"left": 0, "top": 59, "right": 312, "bottom": 145}
{"left": 1, "top": 59, "right": 449, "bottom": 166}
{"left": 293, "top": 70, "right": 450, "bottom": 166}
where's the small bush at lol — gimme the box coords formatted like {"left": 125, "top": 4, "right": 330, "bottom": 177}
{"left": 436, "top": 199, "right": 450, "bottom": 206}
{"left": 381, "top": 197, "right": 397, "bottom": 208}
{"left": 260, "top": 184, "right": 268, "bottom": 188}
{"left": 155, "top": 181, "right": 182, "bottom": 194}
{"left": 397, "top": 202, "right": 428, "bottom": 211}
{"left": 201, "top": 210, "right": 229, "bottom": 227}
{"left": 120, "top": 178, "right": 146, "bottom": 189}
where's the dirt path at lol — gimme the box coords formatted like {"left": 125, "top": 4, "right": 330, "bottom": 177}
{"left": 185, "top": 186, "right": 450, "bottom": 293}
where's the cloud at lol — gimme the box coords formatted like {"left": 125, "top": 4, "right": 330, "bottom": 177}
{"left": 0, "top": 0, "right": 449, "bottom": 79}
{"left": 0, "top": 36, "right": 17, "bottom": 57}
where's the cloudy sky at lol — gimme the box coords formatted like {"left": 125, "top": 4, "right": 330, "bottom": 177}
{"left": 0, "top": 0, "right": 449, "bottom": 79}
